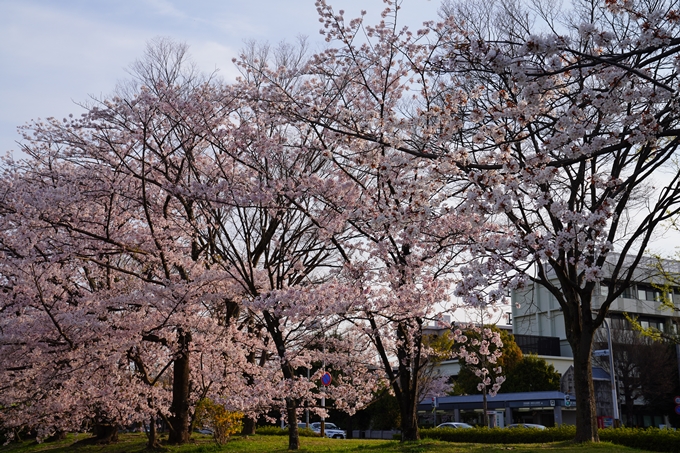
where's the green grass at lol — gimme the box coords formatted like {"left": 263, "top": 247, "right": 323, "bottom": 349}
{"left": 0, "top": 432, "right": 663, "bottom": 453}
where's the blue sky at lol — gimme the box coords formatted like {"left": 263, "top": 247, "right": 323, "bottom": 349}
{"left": 0, "top": 0, "right": 441, "bottom": 158}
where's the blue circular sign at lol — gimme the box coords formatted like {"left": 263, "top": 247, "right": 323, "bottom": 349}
{"left": 321, "top": 372, "right": 332, "bottom": 387}
{"left": 675, "top": 405, "right": 680, "bottom": 416}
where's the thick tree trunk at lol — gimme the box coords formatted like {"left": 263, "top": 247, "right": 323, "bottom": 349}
{"left": 397, "top": 362, "right": 419, "bottom": 441}
{"left": 572, "top": 333, "right": 599, "bottom": 442}
{"left": 93, "top": 423, "right": 119, "bottom": 443}
{"left": 286, "top": 397, "right": 300, "bottom": 450}
{"left": 394, "top": 320, "right": 421, "bottom": 442}
{"left": 168, "top": 330, "right": 192, "bottom": 444}
{"left": 399, "top": 401, "right": 419, "bottom": 442}
{"left": 242, "top": 416, "right": 257, "bottom": 435}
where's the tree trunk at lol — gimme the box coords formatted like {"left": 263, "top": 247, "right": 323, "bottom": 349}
{"left": 395, "top": 320, "right": 420, "bottom": 442}
{"left": 146, "top": 415, "right": 160, "bottom": 449}
{"left": 93, "top": 423, "right": 119, "bottom": 443}
{"left": 168, "top": 330, "right": 192, "bottom": 444}
{"left": 286, "top": 397, "right": 300, "bottom": 450}
{"left": 625, "top": 395, "right": 635, "bottom": 427}
{"left": 399, "top": 402, "right": 419, "bottom": 442}
{"left": 242, "top": 416, "right": 257, "bottom": 435}
{"left": 572, "top": 333, "right": 599, "bottom": 442}
{"left": 47, "top": 430, "right": 67, "bottom": 442}
{"left": 397, "top": 366, "right": 419, "bottom": 441}
{"left": 482, "top": 387, "right": 489, "bottom": 427}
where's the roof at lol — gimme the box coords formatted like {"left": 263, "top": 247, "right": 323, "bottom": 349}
{"left": 420, "top": 391, "right": 574, "bottom": 411}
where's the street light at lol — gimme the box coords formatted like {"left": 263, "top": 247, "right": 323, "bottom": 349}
{"left": 594, "top": 318, "right": 620, "bottom": 426}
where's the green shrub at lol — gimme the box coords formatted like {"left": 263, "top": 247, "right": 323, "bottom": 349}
{"left": 420, "top": 425, "right": 575, "bottom": 444}
{"left": 255, "top": 426, "right": 320, "bottom": 437}
{"left": 420, "top": 425, "right": 680, "bottom": 452}
{"left": 599, "top": 427, "right": 680, "bottom": 452}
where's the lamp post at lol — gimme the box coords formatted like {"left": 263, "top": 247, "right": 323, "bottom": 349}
{"left": 603, "top": 318, "right": 620, "bottom": 426}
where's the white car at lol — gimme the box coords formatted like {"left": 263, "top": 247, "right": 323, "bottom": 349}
{"left": 436, "top": 422, "right": 474, "bottom": 429}
{"left": 309, "top": 422, "right": 346, "bottom": 439}
{"left": 506, "top": 423, "right": 546, "bottom": 430}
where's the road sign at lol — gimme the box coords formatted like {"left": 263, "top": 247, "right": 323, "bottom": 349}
{"left": 675, "top": 405, "right": 680, "bottom": 416}
{"left": 321, "top": 372, "right": 332, "bottom": 387}
{"left": 593, "top": 349, "right": 610, "bottom": 357}
{"left": 674, "top": 396, "right": 680, "bottom": 405}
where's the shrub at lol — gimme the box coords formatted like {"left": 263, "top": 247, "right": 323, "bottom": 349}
{"left": 420, "top": 425, "right": 575, "bottom": 444}
{"left": 421, "top": 425, "right": 680, "bottom": 452}
{"left": 599, "top": 427, "right": 680, "bottom": 452}
{"left": 193, "top": 399, "right": 243, "bottom": 445}
{"left": 256, "top": 425, "right": 320, "bottom": 437}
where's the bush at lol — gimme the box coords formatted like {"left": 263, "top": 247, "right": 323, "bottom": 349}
{"left": 421, "top": 425, "right": 680, "bottom": 452}
{"left": 193, "top": 399, "right": 243, "bottom": 445}
{"left": 255, "top": 426, "right": 320, "bottom": 437}
{"left": 420, "top": 425, "right": 575, "bottom": 444}
{"left": 599, "top": 427, "right": 680, "bottom": 452}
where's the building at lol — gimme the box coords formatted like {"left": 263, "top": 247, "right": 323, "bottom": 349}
{"left": 510, "top": 255, "right": 680, "bottom": 427}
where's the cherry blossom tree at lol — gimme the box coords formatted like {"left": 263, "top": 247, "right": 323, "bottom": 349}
{"left": 1, "top": 38, "right": 383, "bottom": 451}
{"left": 236, "top": 38, "right": 480, "bottom": 444}
{"left": 450, "top": 324, "right": 505, "bottom": 427}
{"left": 0, "top": 41, "right": 263, "bottom": 446}
{"left": 252, "top": 0, "right": 680, "bottom": 443}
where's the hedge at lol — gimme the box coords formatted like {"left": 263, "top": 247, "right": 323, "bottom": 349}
{"left": 255, "top": 426, "right": 321, "bottom": 437}
{"left": 420, "top": 426, "right": 680, "bottom": 452}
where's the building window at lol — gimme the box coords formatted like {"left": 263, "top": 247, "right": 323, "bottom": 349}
{"left": 621, "top": 286, "right": 635, "bottom": 299}
{"left": 610, "top": 317, "right": 627, "bottom": 329}
{"left": 636, "top": 285, "right": 659, "bottom": 301}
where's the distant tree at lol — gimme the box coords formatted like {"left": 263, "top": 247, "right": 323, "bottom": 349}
{"left": 594, "top": 325, "right": 679, "bottom": 426}
{"left": 501, "top": 355, "right": 561, "bottom": 393}
{"left": 451, "top": 327, "right": 521, "bottom": 396}
{"left": 449, "top": 325, "right": 506, "bottom": 426}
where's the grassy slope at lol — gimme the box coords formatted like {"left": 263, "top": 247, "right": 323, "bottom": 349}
{"left": 0, "top": 433, "right": 658, "bottom": 453}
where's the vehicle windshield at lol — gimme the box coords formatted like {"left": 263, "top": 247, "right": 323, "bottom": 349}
{"left": 310, "top": 422, "right": 339, "bottom": 430}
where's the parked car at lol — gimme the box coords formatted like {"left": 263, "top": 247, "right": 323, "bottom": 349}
{"left": 309, "top": 422, "right": 346, "bottom": 439}
{"left": 506, "top": 423, "right": 546, "bottom": 430}
{"left": 436, "top": 422, "right": 474, "bottom": 429}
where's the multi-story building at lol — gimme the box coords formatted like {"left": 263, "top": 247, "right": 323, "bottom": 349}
{"left": 510, "top": 255, "right": 680, "bottom": 427}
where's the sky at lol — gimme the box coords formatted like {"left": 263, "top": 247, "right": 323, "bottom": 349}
{"left": 1, "top": 0, "right": 679, "bottom": 289}
{"left": 0, "top": 0, "right": 442, "bottom": 159}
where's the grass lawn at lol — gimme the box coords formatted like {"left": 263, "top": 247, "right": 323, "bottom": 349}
{"left": 0, "top": 433, "right": 661, "bottom": 453}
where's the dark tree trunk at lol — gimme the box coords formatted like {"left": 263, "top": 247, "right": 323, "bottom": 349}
{"left": 46, "top": 430, "right": 67, "bottom": 442}
{"left": 398, "top": 398, "right": 419, "bottom": 442}
{"left": 624, "top": 395, "right": 636, "bottom": 427}
{"left": 396, "top": 365, "right": 419, "bottom": 441}
{"left": 263, "top": 310, "right": 301, "bottom": 450}
{"left": 286, "top": 397, "right": 300, "bottom": 450}
{"left": 93, "top": 424, "right": 119, "bottom": 443}
{"left": 242, "top": 416, "right": 257, "bottom": 435}
{"left": 571, "top": 329, "right": 599, "bottom": 442}
{"left": 168, "top": 330, "right": 192, "bottom": 444}
{"left": 396, "top": 321, "right": 420, "bottom": 442}
{"left": 145, "top": 415, "right": 160, "bottom": 449}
